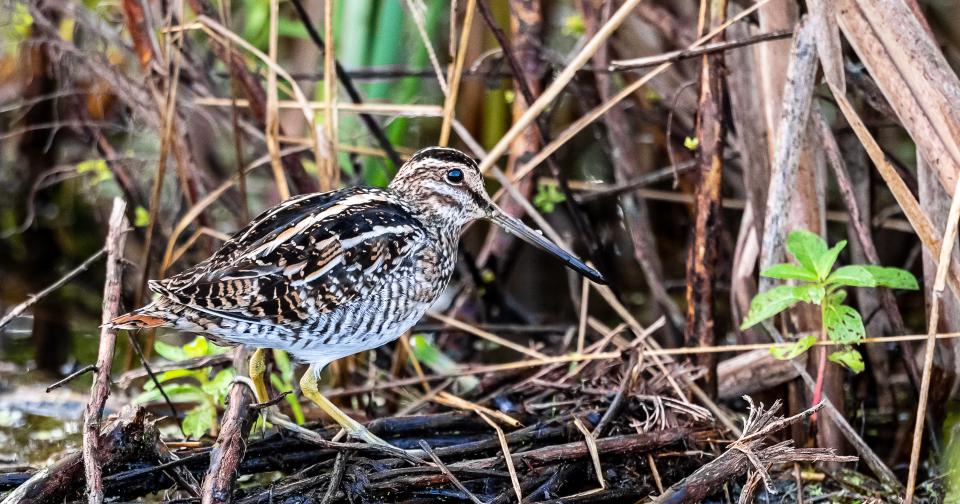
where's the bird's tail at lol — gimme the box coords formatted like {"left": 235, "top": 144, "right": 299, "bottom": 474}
{"left": 106, "top": 300, "right": 174, "bottom": 330}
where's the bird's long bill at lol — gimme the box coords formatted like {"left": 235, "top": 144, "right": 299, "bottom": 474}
{"left": 491, "top": 211, "right": 606, "bottom": 285}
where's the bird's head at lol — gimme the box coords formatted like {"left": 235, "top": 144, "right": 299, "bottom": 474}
{"left": 390, "top": 147, "right": 606, "bottom": 284}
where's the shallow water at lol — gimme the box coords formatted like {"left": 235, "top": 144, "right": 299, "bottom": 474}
{"left": 0, "top": 320, "right": 119, "bottom": 465}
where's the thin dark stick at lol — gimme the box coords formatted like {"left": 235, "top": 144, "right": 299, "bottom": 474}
{"left": 320, "top": 451, "right": 349, "bottom": 504}
{"left": 118, "top": 353, "right": 232, "bottom": 388}
{"left": 249, "top": 391, "right": 291, "bottom": 410}
{"left": 288, "top": 0, "right": 403, "bottom": 170}
{"left": 418, "top": 440, "right": 485, "bottom": 504}
{"left": 125, "top": 330, "right": 185, "bottom": 437}
{"left": 610, "top": 30, "right": 794, "bottom": 70}
{"left": 83, "top": 198, "right": 128, "bottom": 504}
{"left": 47, "top": 364, "right": 98, "bottom": 393}
{"left": 0, "top": 247, "right": 106, "bottom": 331}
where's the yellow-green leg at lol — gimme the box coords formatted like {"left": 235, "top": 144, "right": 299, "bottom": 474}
{"left": 248, "top": 348, "right": 270, "bottom": 404}
{"left": 300, "top": 364, "right": 390, "bottom": 447}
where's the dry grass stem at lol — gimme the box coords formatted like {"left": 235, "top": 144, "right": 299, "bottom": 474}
{"left": 438, "top": 0, "right": 477, "bottom": 146}
{"left": 477, "top": 410, "right": 522, "bottom": 503}
{"left": 830, "top": 89, "right": 960, "bottom": 298}
{"left": 405, "top": 0, "right": 448, "bottom": 95}
{"left": 905, "top": 171, "right": 960, "bottom": 502}
{"left": 321, "top": 0, "right": 338, "bottom": 190}
{"left": 574, "top": 416, "right": 607, "bottom": 491}
{"left": 434, "top": 391, "right": 521, "bottom": 427}
{"left": 193, "top": 97, "right": 444, "bottom": 116}
{"left": 427, "top": 311, "right": 548, "bottom": 359}
{"left": 82, "top": 199, "right": 127, "bottom": 504}
{"left": 265, "top": 0, "right": 288, "bottom": 200}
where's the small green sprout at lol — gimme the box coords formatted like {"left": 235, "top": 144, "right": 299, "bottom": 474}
{"left": 134, "top": 206, "right": 150, "bottom": 227}
{"left": 740, "top": 230, "right": 918, "bottom": 373}
{"left": 562, "top": 14, "right": 586, "bottom": 37}
{"left": 533, "top": 182, "right": 566, "bottom": 213}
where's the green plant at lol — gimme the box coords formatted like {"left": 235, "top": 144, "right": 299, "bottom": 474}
{"left": 135, "top": 336, "right": 233, "bottom": 439}
{"left": 136, "top": 338, "right": 305, "bottom": 437}
{"left": 533, "top": 182, "right": 566, "bottom": 213}
{"left": 740, "top": 230, "right": 918, "bottom": 374}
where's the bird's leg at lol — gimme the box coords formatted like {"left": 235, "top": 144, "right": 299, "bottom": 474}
{"left": 300, "top": 365, "right": 391, "bottom": 447}
{"left": 248, "top": 348, "right": 270, "bottom": 404}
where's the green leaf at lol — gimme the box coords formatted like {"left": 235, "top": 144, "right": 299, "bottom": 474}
{"left": 859, "top": 265, "right": 919, "bottom": 290}
{"left": 740, "top": 285, "right": 806, "bottom": 330}
{"left": 533, "top": 183, "right": 566, "bottom": 214}
{"left": 760, "top": 263, "right": 818, "bottom": 282}
{"left": 272, "top": 349, "right": 294, "bottom": 383}
{"left": 150, "top": 368, "right": 201, "bottom": 388}
{"left": 76, "top": 159, "right": 112, "bottom": 184}
{"left": 134, "top": 383, "right": 207, "bottom": 405}
{"left": 411, "top": 334, "right": 479, "bottom": 392}
{"left": 183, "top": 402, "right": 216, "bottom": 439}
{"left": 202, "top": 369, "right": 235, "bottom": 404}
{"left": 786, "top": 230, "right": 828, "bottom": 277}
{"left": 683, "top": 136, "right": 699, "bottom": 150}
{"left": 183, "top": 336, "right": 210, "bottom": 358}
{"left": 770, "top": 335, "right": 817, "bottom": 360}
{"left": 794, "top": 283, "right": 826, "bottom": 305}
{"left": 153, "top": 340, "right": 187, "bottom": 362}
{"left": 828, "top": 265, "right": 919, "bottom": 290}
{"left": 134, "top": 206, "right": 150, "bottom": 227}
{"left": 562, "top": 14, "right": 586, "bottom": 36}
{"left": 829, "top": 349, "right": 865, "bottom": 373}
{"left": 827, "top": 265, "right": 877, "bottom": 287}
{"left": 827, "top": 289, "right": 847, "bottom": 306}
{"left": 410, "top": 334, "right": 453, "bottom": 373}
{"left": 815, "top": 240, "right": 846, "bottom": 279}
{"left": 824, "top": 304, "right": 866, "bottom": 344}
{"left": 276, "top": 17, "right": 309, "bottom": 39}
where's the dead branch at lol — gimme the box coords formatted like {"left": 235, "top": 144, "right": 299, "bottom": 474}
{"left": 200, "top": 351, "right": 257, "bottom": 504}
{"left": 82, "top": 198, "right": 128, "bottom": 504}
{"left": 610, "top": 30, "right": 794, "bottom": 69}
{"left": 684, "top": 0, "right": 727, "bottom": 396}
{"left": 654, "top": 399, "right": 857, "bottom": 503}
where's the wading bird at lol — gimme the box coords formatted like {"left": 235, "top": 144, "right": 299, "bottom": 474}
{"left": 110, "top": 147, "right": 604, "bottom": 446}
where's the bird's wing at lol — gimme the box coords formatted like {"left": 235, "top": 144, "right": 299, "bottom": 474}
{"left": 152, "top": 188, "right": 427, "bottom": 327}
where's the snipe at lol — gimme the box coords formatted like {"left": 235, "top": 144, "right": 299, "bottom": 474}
{"left": 110, "top": 147, "right": 604, "bottom": 446}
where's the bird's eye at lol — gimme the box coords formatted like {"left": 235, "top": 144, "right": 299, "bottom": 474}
{"left": 445, "top": 168, "right": 464, "bottom": 185}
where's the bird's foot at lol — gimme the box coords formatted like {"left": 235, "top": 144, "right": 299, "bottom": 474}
{"left": 341, "top": 422, "right": 392, "bottom": 448}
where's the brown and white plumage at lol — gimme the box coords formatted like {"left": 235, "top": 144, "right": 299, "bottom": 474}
{"left": 111, "top": 147, "right": 604, "bottom": 372}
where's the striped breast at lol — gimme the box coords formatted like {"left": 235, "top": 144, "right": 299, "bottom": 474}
{"left": 150, "top": 187, "right": 430, "bottom": 336}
